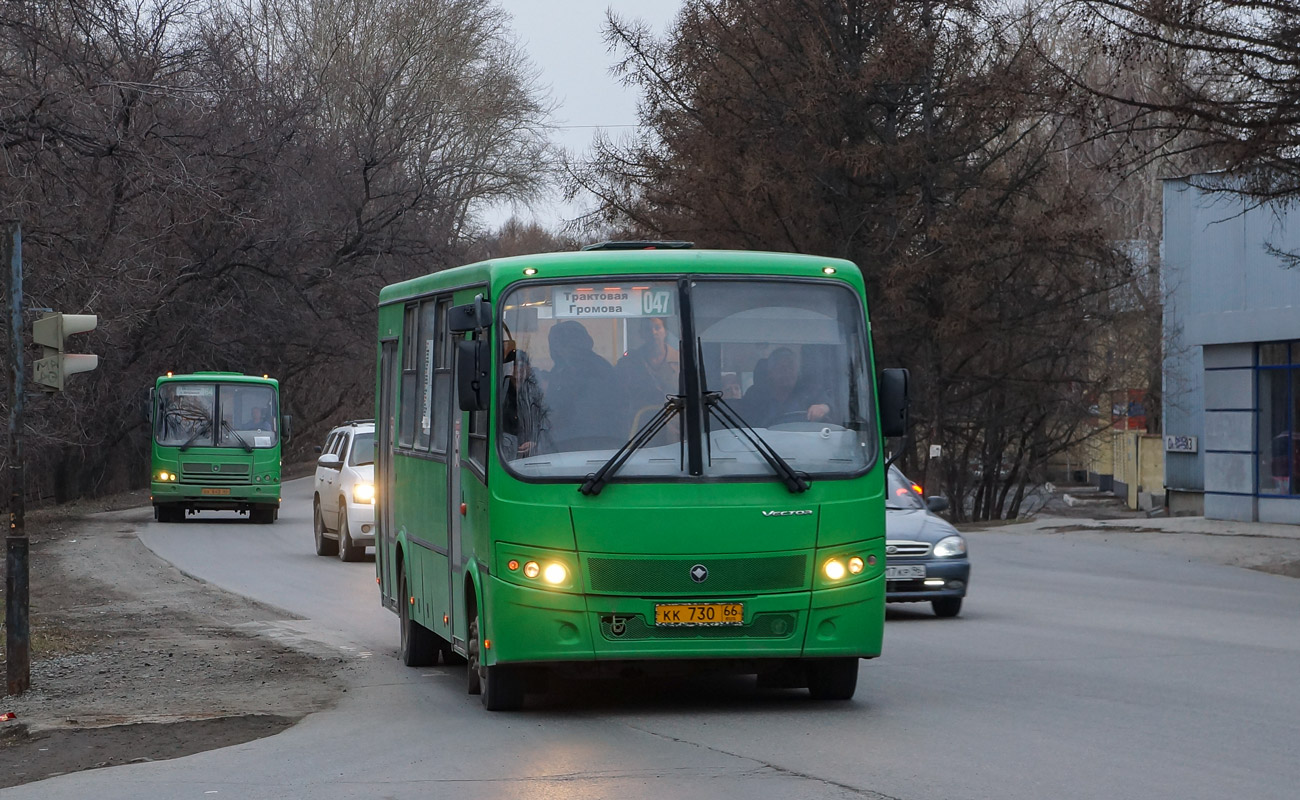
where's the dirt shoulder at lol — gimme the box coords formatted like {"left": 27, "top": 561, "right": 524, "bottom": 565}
{"left": 0, "top": 490, "right": 342, "bottom": 789}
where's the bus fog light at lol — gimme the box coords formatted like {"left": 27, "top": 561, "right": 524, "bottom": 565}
{"left": 848, "top": 557, "right": 864, "bottom": 574}
{"left": 823, "top": 559, "right": 846, "bottom": 580}
{"left": 523, "top": 561, "right": 540, "bottom": 578}
{"left": 543, "top": 563, "right": 567, "bottom": 584}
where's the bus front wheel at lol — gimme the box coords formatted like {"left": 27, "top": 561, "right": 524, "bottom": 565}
{"left": 468, "top": 614, "right": 524, "bottom": 711}
{"left": 156, "top": 504, "right": 184, "bottom": 524}
{"left": 806, "top": 658, "right": 859, "bottom": 701}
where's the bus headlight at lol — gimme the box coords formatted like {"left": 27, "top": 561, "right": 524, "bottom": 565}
{"left": 848, "top": 556, "right": 864, "bottom": 574}
{"left": 823, "top": 559, "right": 847, "bottom": 580}
{"left": 523, "top": 561, "right": 540, "bottom": 578}
{"left": 353, "top": 483, "right": 375, "bottom": 503}
{"left": 542, "top": 563, "right": 568, "bottom": 585}
{"left": 933, "top": 535, "right": 966, "bottom": 557}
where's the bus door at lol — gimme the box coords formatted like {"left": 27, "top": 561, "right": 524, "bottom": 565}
{"left": 449, "top": 290, "right": 490, "bottom": 654}
{"left": 377, "top": 339, "right": 399, "bottom": 608}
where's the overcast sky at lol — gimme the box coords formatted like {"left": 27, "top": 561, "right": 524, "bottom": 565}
{"left": 484, "top": 0, "right": 684, "bottom": 231}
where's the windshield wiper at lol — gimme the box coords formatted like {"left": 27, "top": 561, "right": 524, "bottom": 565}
{"left": 704, "top": 392, "right": 811, "bottom": 493}
{"left": 221, "top": 419, "right": 254, "bottom": 453}
{"left": 178, "top": 422, "right": 212, "bottom": 452}
{"left": 579, "top": 396, "right": 683, "bottom": 496}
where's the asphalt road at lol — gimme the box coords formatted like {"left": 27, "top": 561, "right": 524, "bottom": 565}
{"left": 8, "top": 477, "right": 1300, "bottom": 799}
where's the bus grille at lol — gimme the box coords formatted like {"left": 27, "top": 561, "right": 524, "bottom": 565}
{"left": 586, "top": 555, "right": 808, "bottom": 595}
{"left": 180, "top": 462, "right": 251, "bottom": 485}
{"left": 599, "top": 613, "right": 798, "bottom": 641}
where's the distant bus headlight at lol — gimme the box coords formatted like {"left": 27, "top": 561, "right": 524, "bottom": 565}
{"left": 823, "top": 559, "right": 847, "bottom": 580}
{"left": 543, "top": 563, "right": 568, "bottom": 585}
{"left": 933, "top": 535, "right": 967, "bottom": 558}
{"left": 157, "top": 471, "right": 170, "bottom": 481}
{"left": 353, "top": 483, "right": 375, "bottom": 503}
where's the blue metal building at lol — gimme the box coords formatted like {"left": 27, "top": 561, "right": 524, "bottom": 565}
{"left": 1163, "top": 174, "right": 1300, "bottom": 522}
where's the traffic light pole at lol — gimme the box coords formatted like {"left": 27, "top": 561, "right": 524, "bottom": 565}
{"left": 3, "top": 220, "right": 28, "bottom": 696}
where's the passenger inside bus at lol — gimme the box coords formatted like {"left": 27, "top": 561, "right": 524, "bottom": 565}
{"left": 502, "top": 349, "right": 546, "bottom": 456}
{"left": 616, "top": 316, "right": 681, "bottom": 435}
{"left": 544, "top": 321, "right": 627, "bottom": 450}
{"left": 241, "top": 405, "right": 274, "bottom": 431}
{"left": 733, "top": 347, "right": 831, "bottom": 427}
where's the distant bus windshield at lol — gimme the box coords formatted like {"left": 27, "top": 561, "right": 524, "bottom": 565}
{"left": 154, "top": 382, "right": 279, "bottom": 448}
{"left": 499, "top": 277, "right": 875, "bottom": 480}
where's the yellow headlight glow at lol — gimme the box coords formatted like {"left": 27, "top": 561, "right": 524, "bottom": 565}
{"left": 523, "top": 561, "right": 540, "bottom": 578}
{"left": 824, "top": 559, "right": 847, "bottom": 580}
{"left": 543, "top": 563, "right": 567, "bottom": 585}
{"left": 848, "top": 557, "right": 864, "bottom": 574}
{"left": 353, "top": 483, "right": 375, "bottom": 503}
{"left": 158, "top": 472, "right": 170, "bottom": 481}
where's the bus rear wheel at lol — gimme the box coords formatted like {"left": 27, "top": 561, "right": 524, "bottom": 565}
{"left": 468, "top": 615, "right": 524, "bottom": 710}
{"left": 806, "top": 658, "right": 859, "bottom": 701}
{"left": 398, "top": 571, "right": 437, "bottom": 667}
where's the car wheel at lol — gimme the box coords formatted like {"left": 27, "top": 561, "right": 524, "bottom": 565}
{"left": 932, "top": 597, "right": 963, "bottom": 618}
{"left": 338, "top": 507, "right": 363, "bottom": 562}
{"left": 313, "top": 500, "right": 337, "bottom": 557}
{"left": 398, "top": 570, "right": 438, "bottom": 667}
{"left": 806, "top": 658, "right": 859, "bottom": 701}
{"left": 469, "top": 613, "right": 524, "bottom": 711}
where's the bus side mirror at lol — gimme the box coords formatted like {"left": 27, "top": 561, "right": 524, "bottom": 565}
{"left": 457, "top": 339, "right": 490, "bottom": 411}
{"left": 282, "top": 415, "right": 293, "bottom": 442}
{"left": 449, "top": 294, "right": 492, "bottom": 333}
{"left": 878, "top": 368, "right": 910, "bottom": 438}
{"left": 146, "top": 388, "right": 155, "bottom": 424}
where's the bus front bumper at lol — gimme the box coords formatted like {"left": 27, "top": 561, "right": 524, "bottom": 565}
{"left": 151, "top": 482, "right": 281, "bottom": 510}
{"left": 482, "top": 573, "right": 883, "bottom": 666}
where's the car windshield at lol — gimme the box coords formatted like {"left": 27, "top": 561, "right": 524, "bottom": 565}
{"left": 886, "top": 468, "right": 926, "bottom": 510}
{"left": 349, "top": 432, "right": 375, "bottom": 466}
{"left": 498, "top": 277, "right": 876, "bottom": 481}
{"left": 155, "top": 382, "right": 278, "bottom": 448}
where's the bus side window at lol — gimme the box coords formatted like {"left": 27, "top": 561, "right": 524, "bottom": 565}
{"left": 398, "top": 305, "right": 419, "bottom": 448}
{"left": 431, "top": 298, "right": 452, "bottom": 454}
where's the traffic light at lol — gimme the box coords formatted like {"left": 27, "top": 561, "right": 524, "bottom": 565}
{"left": 32, "top": 312, "right": 98, "bottom": 391}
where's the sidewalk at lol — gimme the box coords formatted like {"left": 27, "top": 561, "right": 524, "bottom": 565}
{"left": 960, "top": 486, "right": 1300, "bottom": 578}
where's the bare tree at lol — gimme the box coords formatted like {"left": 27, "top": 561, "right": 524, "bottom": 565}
{"left": 567, "top": 0, "right": 1133, "bottom": 519}
{"left": 0, "top": 0, "right": 555, "bottom": 502}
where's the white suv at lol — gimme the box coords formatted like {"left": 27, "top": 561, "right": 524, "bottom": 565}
{"left": 313, "top": 420, "right": 376, "bottom": 562}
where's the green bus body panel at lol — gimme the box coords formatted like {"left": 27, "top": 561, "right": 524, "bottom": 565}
{"left": 149, "top": 373, "right": 284, "bottom": 510}
{"left": 375, "top": 249, "right": 887, "bottom": 673}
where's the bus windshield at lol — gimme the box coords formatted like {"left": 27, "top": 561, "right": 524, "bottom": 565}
{"left": 498, "top": 277, "right": 875, "bottom": 481}
{"left": 155, "top": 383, "right": 279, "bottom": 449}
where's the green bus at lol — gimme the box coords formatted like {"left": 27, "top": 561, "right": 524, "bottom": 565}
{"left": 149, "top": 371, "right": 290, "bottom": 524}
{"left": 375, "top": 244, "right": 908, "bottom": 710}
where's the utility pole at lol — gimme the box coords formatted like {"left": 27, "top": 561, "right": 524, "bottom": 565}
{"left": 3, "top": 220, "right": 28, "bottom": 696}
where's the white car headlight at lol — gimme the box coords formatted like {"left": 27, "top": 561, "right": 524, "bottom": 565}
{"left": 933, "top": 534, "right": 966, "bottom": 558}
{"left": 353, "top": 482, "right": 375, "bottom": 503}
